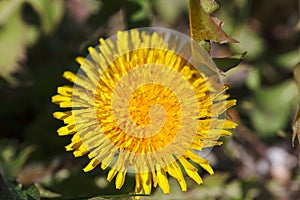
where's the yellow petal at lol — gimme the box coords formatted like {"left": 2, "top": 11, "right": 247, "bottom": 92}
{"left": 156, "top": 168, "right": 170, "bottom": 194}
{"left": 53, "top": 111, "right": 71, "bottom": 120}
{"left": 117, "top": 31, "right": 129, "bottom": 55}
{"left": 88, "top": 46, "right": 101, "bottom": 64}
{"left": 57, "top": 85, "right": 73, "bottom": 96}
{"left": 226, "top": 99, "right": 237, "bottom": 109}
{"left": 101, "top": 152, "right": 114, "bottom": 170}
{"left": 51, "top": 94, "right": 71, "bottom": 104}
{"left": 211, "top": 86, "right": 228, "bottom": 101}
{"left": 76, "top": 59, "right": 98, "bottom": 87}
{"left": 62, "top": 115, "right": 75, "bottom": 125}
{"left": 140, "top": 173, "right": 151, "bottom": 194}
{"left": 57, "top": 124, "right": 76, "bottom": 136}
{"left": 181, "top": 66, "right": 194, "bottom": 80}
{"left": 62, "top": 71, "right": 76, "bottom": 83}
{"left": 135, "top": 173, "right": 143, "bottom": 194}
{"left": 65, "top": 141, "right": 81, "bottom": 151}
{"left": 167, "top": 162, "right": 187, "bottom": 191}
{"left": 76, "top": 56, "right": 85, "bottom": 65}
{"left": 115, "top": 171, "right": 126, "bottom": 189}
{"left": 152, "top": 171, "right": 158, "bottom": 187}
{"left": 205, "top": 129, "right": 232, "bottom": 137}
{"left": 192, "top": 76, "right": 206, "bottom": 88}
{"left": 83, "top": 158, "right": 100, "bottom": 172}
{"left": 130, "top": 29, "right": 141, "bottom": 49}
{"left": 202, "top": 140, "right": 223, "bottom": 148}
{"left": 185, "top": 150, "right": 214, "bottom": 175}
{"left": 98, "top": 38, "right": 114, "bottom": 64}
{"left": 52, "top": 94, "right": 72, "bottom": 108}
{"left": 220, "top": 129, "right": 233, "bottom": 136}
{"left": 224, "top": 120, "right": 238, "bottom": 129}
{"left": 73, "top": 145, "right": 88, "bottom": 157}
{"left": 107, "top": 168, "right": 118, "bottom": 182}
{"left": 178, "top": 157, "right": 202, "bottom": 184}
{"left": 141, "top": 31, "right": 151, "bottom": 48}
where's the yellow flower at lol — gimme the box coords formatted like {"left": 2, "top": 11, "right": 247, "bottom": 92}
{"left": 52, "top": 28, "right": 236, "bottom": 197}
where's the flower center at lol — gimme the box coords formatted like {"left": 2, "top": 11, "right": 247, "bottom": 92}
{"left": 93, "top": 49, "right": 200, "bottom": 161}
{"left": 128, "top": 83, "right": 181, "bottom": 138}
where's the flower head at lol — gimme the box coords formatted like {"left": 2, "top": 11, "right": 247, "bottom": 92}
{"left": 52, "top": 28, "right": 236, "bottom": 196}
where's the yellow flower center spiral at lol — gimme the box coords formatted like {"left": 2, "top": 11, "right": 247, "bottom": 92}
{"left": 94, "top": 48, "right": 200, "bottom": 159}
{"left": 128, "top": 83, "right": 181, "bottom": 140}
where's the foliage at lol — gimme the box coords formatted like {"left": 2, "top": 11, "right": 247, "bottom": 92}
{"left": 0, "top": 141, "right": 40, "bottom": 199}
{"left": 293, "top": 64, "right": 300, "bottom": 146}
{"left": 189, "top": 0, "right": 236, "bottom": 43}
{"left": 0, "top": 0, "right": 63, "bottom": 84}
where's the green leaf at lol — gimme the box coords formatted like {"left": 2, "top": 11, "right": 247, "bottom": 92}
{"left": 2, "top": 183, "right": 39, "bottom": 200}
{"left": 153, "top": 0, "right": 188, "bottom": 24}
{"left": 292, "top": 64, "right": 300, "bottom": 147}
{"left": 246, "top": 66, "right": 261, "bottom": 90}
{"left": 0, "top": 0, "right": 63, "bottom": 84}
{"left": 213, "top": 52, "right": 246, "bottom": 72}
{"left": 200, "top": 0, "right": 219, "bottom": 14}
{"left": 0, "top": 142, "right": 38, "bottom": 200}
{"left": 230, "top": 25, "right": 265, "bottom": 60}
{"left": 276, "top": 50, "right": 300, "bottom": 70}
{"left": 0, "top": 0, "right": 22, "bottom": 26}
{"left": 12, "top": 184, "right": 40, "bottom": 200}
{"left": 224, "top": 181, "right": 243, "bottom": 199}
{"left": 189, "top": 0, "right": 237, "bottom": 43}
{"left": 0, "top": 181, "right": 40, "bottom": 200}
{"left": 249, "top": 80, "right": 298, "bottom": 136}
{"left": 13, "top": 147, "right": 35, "bottom": 176}
{"left": 0, "top": 141, "right": 34, "bottom": 180}
{"left": 0, "top": 4, "right": 27, "bottom": 84}
{"left": 124, "top": 0, "right": 151, "bottom": 29}
{"left": 25, "top": 0, "right": 64, "bottom": 33}
{"left": 34, "top": 183, "right": 61, "bottom": 198}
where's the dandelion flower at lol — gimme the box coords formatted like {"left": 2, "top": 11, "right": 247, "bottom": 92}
{"left": 52, "top": 28, "right": 237, "bottom": 196}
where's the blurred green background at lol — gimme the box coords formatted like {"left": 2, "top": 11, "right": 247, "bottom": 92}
{"left": 0, "top": 0, "right": 299, "bottom": 199}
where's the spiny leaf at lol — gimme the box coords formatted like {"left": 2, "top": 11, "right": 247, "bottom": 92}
{"left": 292, "top": 64, "right": 300, "bottom": 147}
{"left": 213, "top": 52, "right": 246, "bottom": 72}
{"left": 200, "top": 0, "right": 219, "bottom": 14}
{"left": 189, "top": 0, "right": 237, "bottom": 43}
